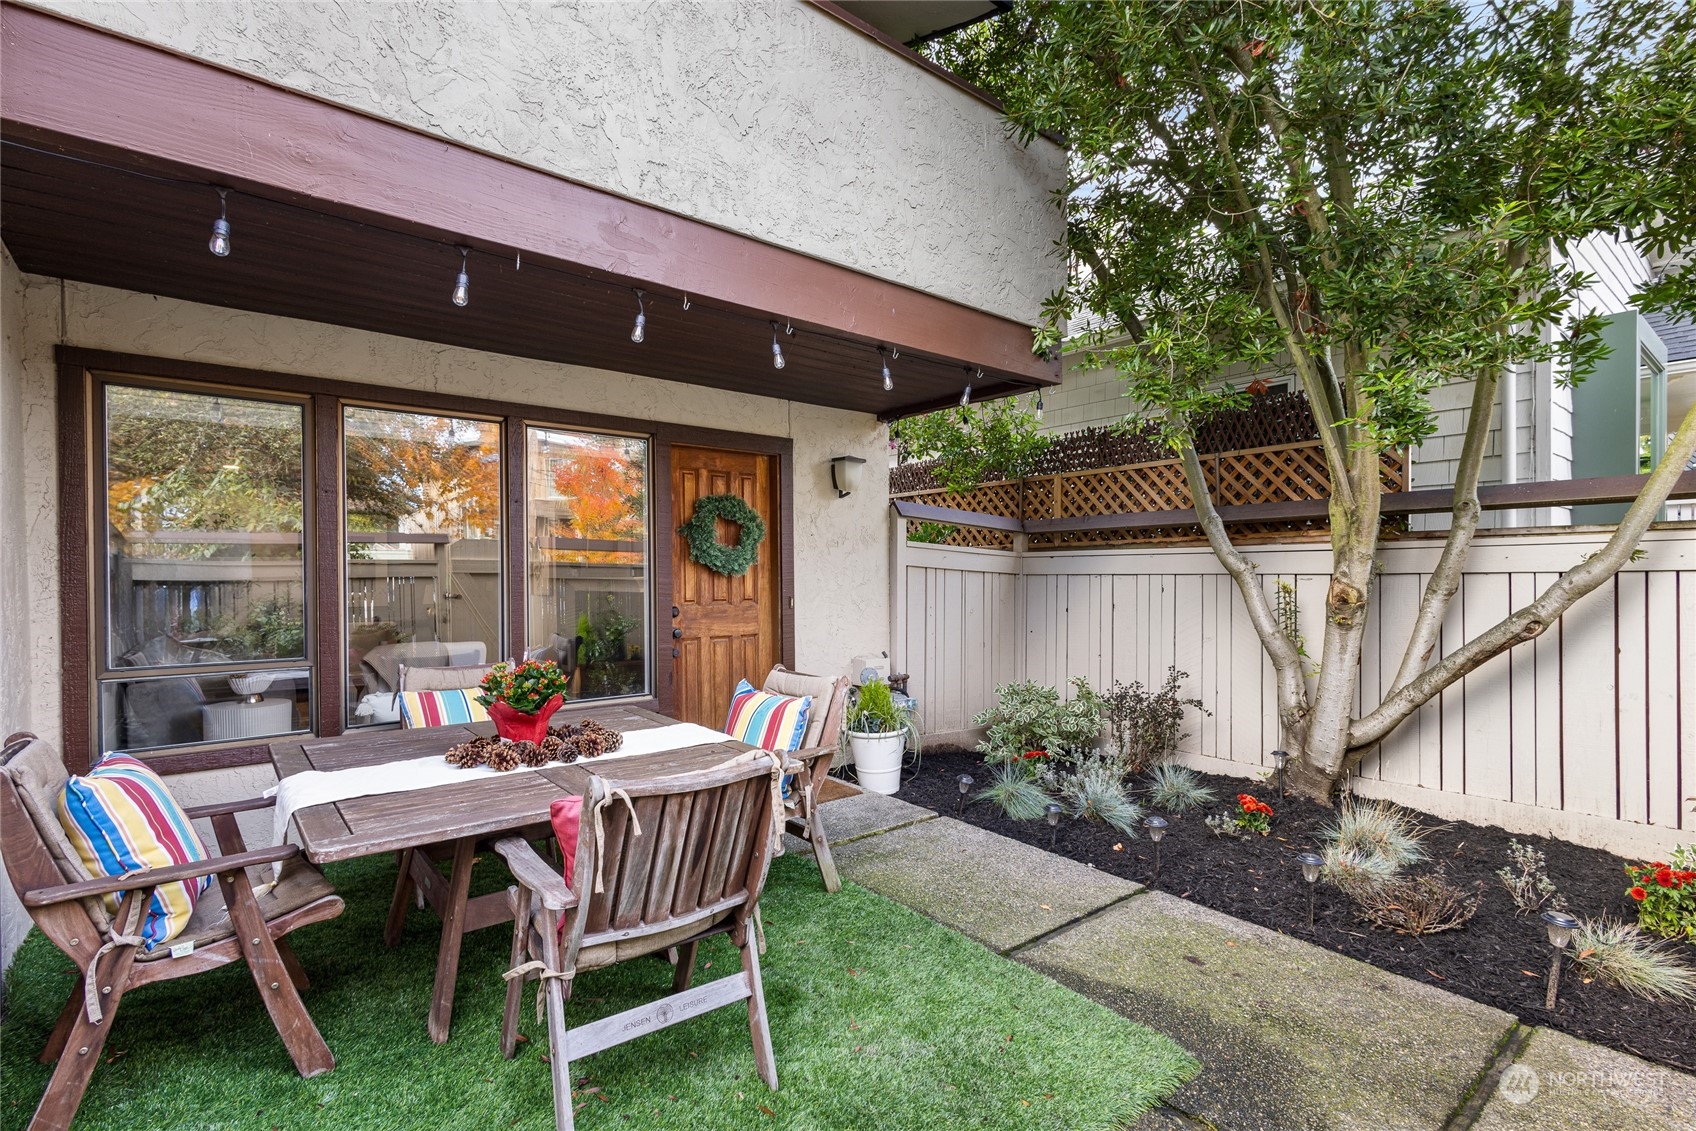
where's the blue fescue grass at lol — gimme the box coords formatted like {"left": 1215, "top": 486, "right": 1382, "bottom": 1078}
{"left": 3, "top": 853, "right": 1195, "bottom": 1130}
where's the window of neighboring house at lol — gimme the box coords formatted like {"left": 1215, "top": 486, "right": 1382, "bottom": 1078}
{"left": 525, "top": 426, "right": 650, "bottom": 701}
{"left": 343, "top": 406, "right": 504, "bottom": 727}
{"left": 98, "top": 382, "right": 311, "bottom": 753}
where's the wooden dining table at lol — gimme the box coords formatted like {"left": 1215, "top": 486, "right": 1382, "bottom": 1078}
{"left": 269, "top": 703, "right": 771, "bottom": 1043}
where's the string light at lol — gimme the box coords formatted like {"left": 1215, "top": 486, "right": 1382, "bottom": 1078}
{"left": 12, "top": 139, "right": 996, "bottom": 387}
{"left": 451, "top": 247, "right": 470, "bottom": 307}
{"left": 1035, "top": 388, "right": 1045, "bottom": 420}
{"left": 208, "top": 188, "right": 231, "bottom": 257}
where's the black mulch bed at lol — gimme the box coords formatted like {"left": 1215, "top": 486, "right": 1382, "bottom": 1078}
{"left": 898, "top": 748, "right": 1696, "bottom": 1073}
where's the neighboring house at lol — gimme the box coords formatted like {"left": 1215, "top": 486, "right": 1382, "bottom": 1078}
{"left": 1043, "top": 232, "right": 1690, "bottom": 530}
{"left": 1644, "top": 307, "right": 1696, "bottom": 521}
{"left": 0, "top": 0, "right": 1064, "bottom": 968}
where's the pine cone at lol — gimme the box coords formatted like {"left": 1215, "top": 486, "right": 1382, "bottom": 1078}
{"left": 540, "top": 734, "right": 566, "bottom": 758}
{"left": 575, "top": 732, "right": 607, "bottom": 759}
{"left": 513, "top": 740, "right": 549, "bottom": 768}
{"left": 445, "top": 739, "right": 488, "bottom": 768}
{"left": 486, "top": 743, "right": 521, "bottom": 772}
{"left": 579, "top": 719, "right": 623, "bottom": 753}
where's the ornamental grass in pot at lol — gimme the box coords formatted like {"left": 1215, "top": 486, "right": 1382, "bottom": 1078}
{"left": 844, "top": 678, "right": 919, "bottom": 795}
{"left": 477, "top": 659, "right": 570, "bottom": 743}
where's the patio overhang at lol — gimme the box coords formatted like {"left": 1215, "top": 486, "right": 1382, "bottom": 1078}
{"left": 0, "top": 2, "right": 1058, "bottom": 419}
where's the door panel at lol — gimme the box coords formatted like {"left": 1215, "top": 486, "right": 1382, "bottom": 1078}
{"left": 670, "top": 445, "right": 780, "bottom": 728}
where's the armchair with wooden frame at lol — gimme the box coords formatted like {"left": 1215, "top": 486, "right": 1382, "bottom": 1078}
{"left": 758, "top": 666, "right": 850, "bottom": 892}
{"left": 0, "top": 733, "right": 344, "bottom": 1131}
{"left": 494, "top": 750, "right": 786, "bottom": 1131}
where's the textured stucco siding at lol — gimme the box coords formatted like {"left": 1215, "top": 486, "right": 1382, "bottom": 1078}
{"left": 0, "top": 264, "right": 894, "bottom": 971}
{"left": 30, "top": 0, "right": 1065, "bottom": 326}
{"left": 1, "top": 249, "right": 34, "bottom": 971}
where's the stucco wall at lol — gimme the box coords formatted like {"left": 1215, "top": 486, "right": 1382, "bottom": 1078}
{"left": 30, "top": 0, "right": 1065, "bottom": 326}
{"left": 1, "top": 248, "right": 35, "bottom": 971}
{"left": 0, "top": 264, "right": 892, "bottom": 971}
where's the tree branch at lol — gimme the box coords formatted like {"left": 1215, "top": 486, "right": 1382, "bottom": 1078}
{"left": 1177, "top": 438, "right": 1310, "bottom": 736}
{"left": 1351, "top": 397, "right": 1696, "bottom": 749}
{"left": 1387, "top": 366, "right": 1501, "bottom": 693}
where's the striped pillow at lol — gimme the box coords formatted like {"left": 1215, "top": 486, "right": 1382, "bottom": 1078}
{"left": 398, "top": 689, "right": 490, "bottom": 729}
{"left": 724, "top": 679, "right": 812, "bottom": 754}
{"left": 56, "top": 754, "right": 210, "bottom": 951}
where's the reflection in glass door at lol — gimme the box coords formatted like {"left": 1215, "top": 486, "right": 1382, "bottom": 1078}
{"left": 343, "top": 406, "right": 502, "bottom": 725}
{"left": 526, "top": 427, "right": 649, "bottom": 701}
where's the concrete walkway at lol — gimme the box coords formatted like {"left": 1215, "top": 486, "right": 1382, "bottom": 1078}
{"left": 799, "top": 791, "right": 1696, "bottom": 1131}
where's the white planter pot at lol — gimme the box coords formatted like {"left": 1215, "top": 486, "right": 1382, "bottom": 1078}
{"left": 848, "top": 730, "right": 906, "bottom": 795}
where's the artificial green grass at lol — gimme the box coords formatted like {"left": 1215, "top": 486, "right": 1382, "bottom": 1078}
{"left": 2, "top": 853, "right": 1195, "bottom": 1130}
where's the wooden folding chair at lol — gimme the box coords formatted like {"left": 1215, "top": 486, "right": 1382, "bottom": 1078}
{"left": 760, "top": 666, "right": 850, "bottom": 892}
{"left": 0, "top": 733, "right": 343, "bottom": 1131}
{"left": 494, "top": 750, "right": 786, "bottom": 1131}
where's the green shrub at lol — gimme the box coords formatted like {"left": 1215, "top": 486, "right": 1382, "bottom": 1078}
{"left": 1096, "top": 668, "right": 1208, "bottom": 775}
{"left": 973, "top": 678, "right": 1102, "bottom": 762}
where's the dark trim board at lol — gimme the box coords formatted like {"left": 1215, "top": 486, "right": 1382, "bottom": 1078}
{"left": 55, "top": 346, "right": 792, "bottom": 774}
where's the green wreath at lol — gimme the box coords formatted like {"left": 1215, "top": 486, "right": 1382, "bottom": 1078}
{"left": 678, "top": 493, "right": 767, "bottom": 577}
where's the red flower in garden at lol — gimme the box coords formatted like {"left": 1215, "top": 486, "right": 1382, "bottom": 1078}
{"left": 1021, "top": 750, "right": 1049, "bottom": 760}
{"left": 1629, "top": 886, "right": 1647, "bottom": 901}
{"left": 1656, "top": 867, "right": 1675, "bottom": 887}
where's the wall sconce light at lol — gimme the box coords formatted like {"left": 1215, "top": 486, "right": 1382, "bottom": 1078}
{"left": 830, "top": 455, "right": 866, "bottom": 498}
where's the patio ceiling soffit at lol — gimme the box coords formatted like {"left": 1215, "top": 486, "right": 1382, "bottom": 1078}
{"left": 0, "top": 2, "right": 1058, "bottom": 419}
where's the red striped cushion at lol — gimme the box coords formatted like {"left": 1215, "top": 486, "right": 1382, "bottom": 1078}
{"left": 56, "top": 754, "right": 210, "bottom": 951}
{"left": 723, "top": 679, "right": 811, "bottom": 754}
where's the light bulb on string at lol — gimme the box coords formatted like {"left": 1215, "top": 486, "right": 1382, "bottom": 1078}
{"left": 630, "top": 291, "right": 646, "bottom": 343}
{"left": 771, "top": 322, "right": 786, "bottom": 370}
{"left": 879, "top": 347, "right": 893, "bottom": 392}
{"left": 451, "top": 247, "right": 470, "bottom": 307}
{"left": 1035, "top": 388, "right": 1045, "bottom": 420}
{"left": 208, "top": 188, "right": 231, "bottom": 257}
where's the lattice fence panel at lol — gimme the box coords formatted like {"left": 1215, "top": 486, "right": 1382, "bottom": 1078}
{"left": 896, "top": 442, "right": 1408, "bottom": 551}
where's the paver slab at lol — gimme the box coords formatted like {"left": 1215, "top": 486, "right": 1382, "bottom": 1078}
{"left": 785, "top": 790, "right": 937, "bottom": 855}
{"left": 831, "top": 816, "right": 1140, "bottom": 951}
{"left": 1018, "top": 891, "right": 1516, "bottom": 1131}
{"left": 1474, "top": 1026, "right": 1696, "bottom": 1131}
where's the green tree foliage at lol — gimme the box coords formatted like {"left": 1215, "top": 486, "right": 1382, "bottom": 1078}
{"left": 929, "top": 1, "right": 1696, "bottom": 796}
{"left": 894, "top": 397, "right": 1050, "bottom": 491}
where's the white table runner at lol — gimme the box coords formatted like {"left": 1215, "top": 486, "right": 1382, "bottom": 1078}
{"left": 267, "top": 722, "right": 738, "bottom": 849}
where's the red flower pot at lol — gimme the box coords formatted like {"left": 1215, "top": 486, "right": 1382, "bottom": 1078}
{"left": 488, "top": 695, "right": 564, "bottom": 744}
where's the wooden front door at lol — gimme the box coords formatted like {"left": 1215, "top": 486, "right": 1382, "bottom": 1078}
{"left": 670, "top": 445, "right": 781, "bottom": 728}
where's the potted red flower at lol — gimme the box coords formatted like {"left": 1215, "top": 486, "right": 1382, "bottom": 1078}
{"left": 476, "top": 660, "right": 570, "bottom": 743}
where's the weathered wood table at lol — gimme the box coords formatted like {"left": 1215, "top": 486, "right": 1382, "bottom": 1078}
{"left": 269, "top": 703, "right": 764, "bottom": 1043}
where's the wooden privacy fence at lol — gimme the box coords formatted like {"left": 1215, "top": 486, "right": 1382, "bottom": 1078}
{"left": 891, "top": 528, "right": 1696, "bottom": 857}
{"left": 891, "top": 439, "right": 1408, "bottom": 550}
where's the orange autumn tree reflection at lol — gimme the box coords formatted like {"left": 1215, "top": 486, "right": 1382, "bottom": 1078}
{"left": 344, "top": 411, "right": 501, "bottom": 537}
{"left": 539, "top": 436, "right": 646, "bottom": 564}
